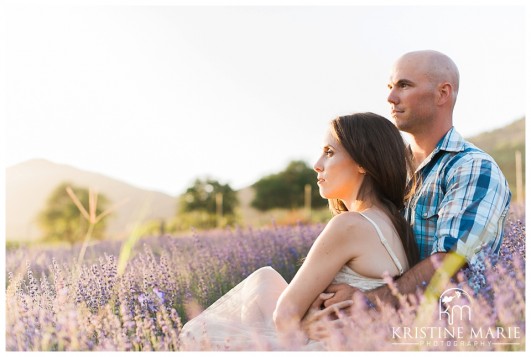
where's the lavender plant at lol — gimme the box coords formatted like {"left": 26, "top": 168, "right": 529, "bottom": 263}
{"left": 6, "top": 222, "right": 319, "bottom": 351}
{"left": 5, "top": 207, "right": 525, "bottom": 351}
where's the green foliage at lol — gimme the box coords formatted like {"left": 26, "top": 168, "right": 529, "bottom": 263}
{"left": 37, "top": 182, "right": 110, "bottom": 244}
{"left": 251, "top": 160, "right": 327, "bottom": 211}
{"left": 177, "top": 178, "right": 239, "bottom": 230}
{"left": 134, "top": 219, "right": 167, "bottom": 237}
{"left": 169, "top": 211, "right": 239, "bottom": 232}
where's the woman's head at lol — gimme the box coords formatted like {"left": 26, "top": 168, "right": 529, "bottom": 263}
{"left": 314, "top": 112, "right": 419, "bottom": 266}
{"left": 315, "top": 112, "right": 411, "bottom": 214}
{"left": 313, "top": 122, "right": 367, "bottom": 209}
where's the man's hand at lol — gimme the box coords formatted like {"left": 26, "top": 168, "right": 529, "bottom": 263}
{"left": 301, "top": 292, "right": 353, "bottom": 341}
{"left": 322, "top": 284, "right": 359, "bottom": 310}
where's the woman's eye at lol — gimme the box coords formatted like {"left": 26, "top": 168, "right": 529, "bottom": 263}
{"left": 325, "top": 150, "right": 333, "bottom": 157}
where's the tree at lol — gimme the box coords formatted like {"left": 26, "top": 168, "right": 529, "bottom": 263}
{"left": 38, "top": 182, "right": 111, "bottom": 244}
{"left": 177, "top": 178, "right": 239, "bottom": 230}
{"left": 251, "top": 160, "right": 327, "bottom": 211}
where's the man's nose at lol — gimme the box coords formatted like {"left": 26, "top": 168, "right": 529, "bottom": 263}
{"left": 387, "top": 88, "right": 398, "bottom": 105}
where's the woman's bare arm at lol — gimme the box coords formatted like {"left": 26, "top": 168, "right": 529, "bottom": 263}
{"left": 273, "top": 213, "right": 368, "bottom": 333}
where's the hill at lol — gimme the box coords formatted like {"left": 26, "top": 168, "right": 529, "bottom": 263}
{"left": 6, "top": 159, "right": 177, "bottom": 241}
{"left": 5, "top": 118, "right": 524, "bottom": 242}
{"left": 466, "top": 117, "right": 525, "bottom": 202}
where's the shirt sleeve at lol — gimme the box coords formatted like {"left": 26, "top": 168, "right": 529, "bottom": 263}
{"left": 431, "top": 155, "right": 511, "bottom": 264}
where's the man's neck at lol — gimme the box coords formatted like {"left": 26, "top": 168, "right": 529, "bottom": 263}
{"left": 409, "top": 139, "right": 433, "bottom": 169}
{"left": 407, "top": 125, "right": 452, "bottom": 169}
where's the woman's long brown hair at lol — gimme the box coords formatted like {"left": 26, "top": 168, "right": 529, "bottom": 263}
{"left": 329, "top": 112, "right": 419, "bottom": 268}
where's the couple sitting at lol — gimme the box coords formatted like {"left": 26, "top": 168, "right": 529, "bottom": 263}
{"left": 179, "top": 50, "right": 512, "bottom": 350}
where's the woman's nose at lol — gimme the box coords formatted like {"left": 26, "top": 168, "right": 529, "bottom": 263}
{"left": 313, "top": 158, "right": 323, "bottom": 172}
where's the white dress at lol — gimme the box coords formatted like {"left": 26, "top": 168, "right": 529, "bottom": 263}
{"left": 179, "top": 212, "right": 404, "bottom": 351}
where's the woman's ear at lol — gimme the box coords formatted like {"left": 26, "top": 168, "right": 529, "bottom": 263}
{"left": 358, "top": 166, "right": 367, "bottom": 175}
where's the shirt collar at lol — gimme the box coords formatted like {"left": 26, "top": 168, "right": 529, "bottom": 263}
{"left": 436, "top": 126, "right": 466, "bottom": 153}
{"left": 414, "top": 127, "right": 465, "bottom": 173}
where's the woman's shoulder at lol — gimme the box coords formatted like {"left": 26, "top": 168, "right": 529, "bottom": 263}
{"left": 325, "top": 211, "right": 376, "bottom": 238}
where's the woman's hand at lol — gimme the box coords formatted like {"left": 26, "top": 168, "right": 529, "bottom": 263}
{"left": 322, "top": 284, "right": 358, "bottom": 311}
{"left": 300, "top": 292, "right": 353, "bottom": 341}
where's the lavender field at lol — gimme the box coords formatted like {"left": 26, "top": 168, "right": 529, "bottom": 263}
{"left": 5, "top": 205, "right": 526, "bottom": 351}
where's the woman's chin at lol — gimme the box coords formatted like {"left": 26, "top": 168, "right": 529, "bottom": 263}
{"left": 319, "top": 191, "right": 332, "bottom": 200}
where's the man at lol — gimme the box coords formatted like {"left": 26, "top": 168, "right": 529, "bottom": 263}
{"left": 305, "top": 50, "right": 512, "bottom": 324}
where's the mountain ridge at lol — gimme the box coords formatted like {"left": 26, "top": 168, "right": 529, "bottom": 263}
{"left": 6, "top": 158, "right": 177, "bottom": 241}
{"left": 5, "top": 117, "right": 525, "bottom": 241}
{"left": 467, "top": 117, "right": 525, "bottom": 201}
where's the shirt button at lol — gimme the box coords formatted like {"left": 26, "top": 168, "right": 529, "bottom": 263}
{"left": 423, "top": 213, "right": 428, "bottom": 218}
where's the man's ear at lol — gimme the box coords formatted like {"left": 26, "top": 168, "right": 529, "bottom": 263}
{"left": 437, "top": 82, "right": 453, "bottom": 105}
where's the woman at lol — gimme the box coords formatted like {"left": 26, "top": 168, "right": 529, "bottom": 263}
{"left": 179, "top": 112, "right": 419, "bottom": 350}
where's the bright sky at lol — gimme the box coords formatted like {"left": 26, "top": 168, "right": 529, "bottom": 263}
{"left": 2, "top": 1, "right": 528, "bottom": 197}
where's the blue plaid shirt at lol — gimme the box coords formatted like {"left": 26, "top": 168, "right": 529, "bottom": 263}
{"left": 404, "top": 127, "right": 511, "bottom": 264}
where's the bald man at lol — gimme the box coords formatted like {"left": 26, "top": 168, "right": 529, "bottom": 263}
{"left": 303, "top": 51, "right": 511, "bottom": 329}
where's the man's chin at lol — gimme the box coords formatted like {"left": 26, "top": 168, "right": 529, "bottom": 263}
{"left": 392, "top": 119, "right": 409, "bottom": 132}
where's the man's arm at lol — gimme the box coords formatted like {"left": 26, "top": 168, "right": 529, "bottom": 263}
{"left": 364, "top": 252, "right": 446, "bottom": 307}
{"left": 302, "top": 252, "right": 469, "bottom": 340}
{"left": 431, "top": 155, "right": 511, "bottom": 262}
{"left": 301, "top": 253, "right": 446, "bottom": 340}
{"left": 323, "top": 252, "right": 447, "bottom": 309}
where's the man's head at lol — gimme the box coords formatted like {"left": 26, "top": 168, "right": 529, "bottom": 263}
{"left": 387, "top": 50, "right": 460, "bottom": 135}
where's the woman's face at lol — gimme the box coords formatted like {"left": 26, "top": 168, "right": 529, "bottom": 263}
{"left": 313, "top": 127, "right": 365, "bottom": 203}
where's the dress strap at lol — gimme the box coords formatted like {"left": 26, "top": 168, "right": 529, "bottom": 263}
{"left": 359, "top": 212, "right": 404, "bottom": 275}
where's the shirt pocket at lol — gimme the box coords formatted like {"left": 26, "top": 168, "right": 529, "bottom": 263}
{"left": 418, "top": 205, "right": 438, "bottom": 222}
{"left": 414, "top": 185, "right": 442, "bottom": 223}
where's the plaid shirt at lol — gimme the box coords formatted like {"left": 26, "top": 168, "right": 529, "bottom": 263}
{"left": 404, "top": 127, "right": 511, "bottom": 264}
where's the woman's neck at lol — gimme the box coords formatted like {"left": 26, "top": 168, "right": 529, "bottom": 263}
{"left": 345, "top": 199, "right": 377, "bottom": 213}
